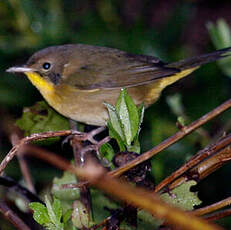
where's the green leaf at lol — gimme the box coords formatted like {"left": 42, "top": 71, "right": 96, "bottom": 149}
{"left": 161, "top": 180, "right": 202, "bottom": 211}
{"left": 99, "top": 143, "right": 115, "bottom": 167}
{"left": 166, "top": 94, "right": 184, "bottom": 117}
{"left": 115, "top": 89, "right": 139, "bottom": 146}
{"left": 45, "top": 196, "right": 57, "bottom": 225}
{"left": 52, "top": 198, "right": 62, "bottom": 223}
{"left": 72, "top": 200, "right": 91, "bottom": 229}
{"left": 45, "top": 223, "right": 57, "bottom": 230}
{"left": 91, "top": 189, "right": 119, "bottom": 223}
{"left": 207, "top": 19, "right": 231, "bottom": 77}
{"left": 138, "top": 210, "right": 163, "bottom": 229}
{"left": 105, "top": 89, "right": 143, "bottom": 152}
{"left": 104, "top": 102, "right": 125, "bottom": 141}
{"left": 29, "top": 202, "right": 50, "bottom": 225}
{"left": 16, "top": 101, "right": 70, "bottom": 144}
{"left": 177, "top": 116, "right": 186, "bottom": 126}
{"left": 45, "top": 196, "right": 64, "bottom": 230}
{"left": 63, "top": 209, "right": 73, "bottom": 224}
{"left": 127, "top": 135, "right": 140, "bottom": 153}
{"left": 108, "top": 120, "right": 126, "bottom": 151}
{"left": 52, "top": 171, "right": 80, "bottom": 201}
{"left": 138, "top": 102, "right": 145, "bottom": 128}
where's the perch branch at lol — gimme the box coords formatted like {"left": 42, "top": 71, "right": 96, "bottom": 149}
{"left": 205, "top": 209, "right": 231, "bottom": 221}
{"left": 193, "top": 197, "right": 231, "bottom": 216}
{"left": 16, "top": 148, "right": 223, "bottom": 230}
{"left": 10, "top": 130, "right": 35, "bottom": 193}
{"left": 110, "top": 98, "right": 231, "bottom": 178}
{"left": 155, "top": 133, "right": 231, "bottom": 192}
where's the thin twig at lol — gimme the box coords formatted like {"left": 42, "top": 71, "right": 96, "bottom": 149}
{"left": 166, "top": 144, "right": 231, "bottom": 191}
{"left": 14, "top": 148, "right": 223, "bottom": 230}
{"left": 109, "top": 98, "right": 231, "bottom": 178}
{"left": 0, "top": 130, "right": 74, "bottom": 174}
{"left": 193, "top": 197, "right": 231, "bottom": 216}
{"left": 10, "top": 131, "right": 35, "bottom": 193}
{"left": 76, "top": 161, "right": 223, "bottom": 230}
{"left": 154, "top": 133, "right": 231, "bottom": 192}
{"left": 0, "top": 200, "right": 31, "bottom": 230}
{"left": 205, "top": 209, "right": 231, "bottom": 221}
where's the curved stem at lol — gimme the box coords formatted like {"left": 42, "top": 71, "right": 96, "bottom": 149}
{"left": 110, "top": 98, "right": 231, "bottom": 178}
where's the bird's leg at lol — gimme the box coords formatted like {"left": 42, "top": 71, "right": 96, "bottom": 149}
{"left": 82, "top": 126, "right": 106, "bottom": 144}
{"left": 63, "top": 122, "right": 110, "bottom": 164}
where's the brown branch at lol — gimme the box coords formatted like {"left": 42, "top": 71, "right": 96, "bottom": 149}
{"left": 166, "top": 143, "right": 231, "bottom": 191}
{"left": 18, "top": 148, "right": 223, "bottom": 230}
{"left": 78, "top": 161, "right": 223, "bottom": 230}
{"left": 0, "top": 200, "right": 31, "bottom": 230}
{"left": 10, "top": 130, "right": 35, "bottom": 193}
{"left": 154, "top": 133, "right": 231, "bottom": 192}
{"left": 188, "top": 146, "right": 231, "bottom": 181}
{"left": 0, "top": 130, "right": 74, "bottom": 174}
{"left": 205, "top": 209, "right": 231, "bottom": 221}
{"left": 193, "top": 197, "right": 231, "bottom": 216}
{"left": 0, "top": 127, "right": 109, "bottom": 176}
{"left": 109, "top": 98, "right": 231, "bottom": 178}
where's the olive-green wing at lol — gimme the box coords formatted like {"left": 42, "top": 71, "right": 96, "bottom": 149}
{"left": 63, "top": 47, "right": 180, "bottom": 90}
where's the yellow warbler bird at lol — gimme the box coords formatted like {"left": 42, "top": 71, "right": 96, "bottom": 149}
{"left": 7, "top": 44, "right": 231, "bottom": 126}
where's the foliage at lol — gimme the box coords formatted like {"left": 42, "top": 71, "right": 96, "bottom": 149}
{"left": 26, "top": 90, "right": 204, "bottom": 230}
{"left": 1, "top": 0, "right": 231, "bottom": 229}
{"left": 52, "top": 171, "right": 80, "bottom": 201}
{"left": 207, "top": 19, "right": 231, "bottom": 77}
{"left": 161, "top": 180, "right": 201, "bottom": 211}
{"left": 16, "top": 101, "right": 70, "bottom": 144}
{"left": 29, "top": 196, "right": 67, "bottom": 230}
{"left": 104, "top": 88, "right": 144, "bottom": 153}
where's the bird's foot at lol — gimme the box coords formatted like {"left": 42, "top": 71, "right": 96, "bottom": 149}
{"left": 71, "top": 126, "right": 106, "bottom": 144}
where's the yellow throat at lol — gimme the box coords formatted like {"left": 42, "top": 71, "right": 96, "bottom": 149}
{"left": 25, "top": 72, "right": 55, "bottom": 97}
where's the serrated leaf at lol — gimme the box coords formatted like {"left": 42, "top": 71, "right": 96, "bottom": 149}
{"left": 16, "top": 101, "right": 70, "bottom": 144}
{"left": 52, "top": 198, "right": 62, "bottom": 223}
{"left": 45, "top": 196, "right": 57, "bottom": 225}
{"left": 29, "top": 202, "right": 50, "bottom": 225}
{"left": 161, "top": 180, "right": 201, "bottom": 211}
{"left": 116, "top": 89, "right": 139, "bottom": 146}
{"left": 45, "top": 196, "right": 64, "bottom": 230}
{"left": 72, "top": 201, "right": 90, "bottom": 229}
{"left": 104, "top": 102, "right": 125, "bottom": 140}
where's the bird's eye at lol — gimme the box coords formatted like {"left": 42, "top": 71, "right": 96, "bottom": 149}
{"left": 42, "top": 62, "right": 51, "bottom": 70}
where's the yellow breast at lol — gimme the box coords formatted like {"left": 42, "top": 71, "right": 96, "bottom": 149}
{"left": 25, "top": 72, "right": 54, "bottom": 96}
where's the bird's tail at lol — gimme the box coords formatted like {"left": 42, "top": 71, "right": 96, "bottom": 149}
{"left": 167, "top": 46, "right": 231, "bottom": 70}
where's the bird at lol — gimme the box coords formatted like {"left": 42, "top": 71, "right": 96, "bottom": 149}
{"left": 6, "top": 44, "right": 231, "bottom": 126}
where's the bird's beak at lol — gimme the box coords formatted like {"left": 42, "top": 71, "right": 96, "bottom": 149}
{"left": 6, "top": 66, "right": 35, "bottom": 73}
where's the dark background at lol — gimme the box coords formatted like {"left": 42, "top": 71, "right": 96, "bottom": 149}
{"left": 1, "top": 0, "right": 231, "bottom": 228}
